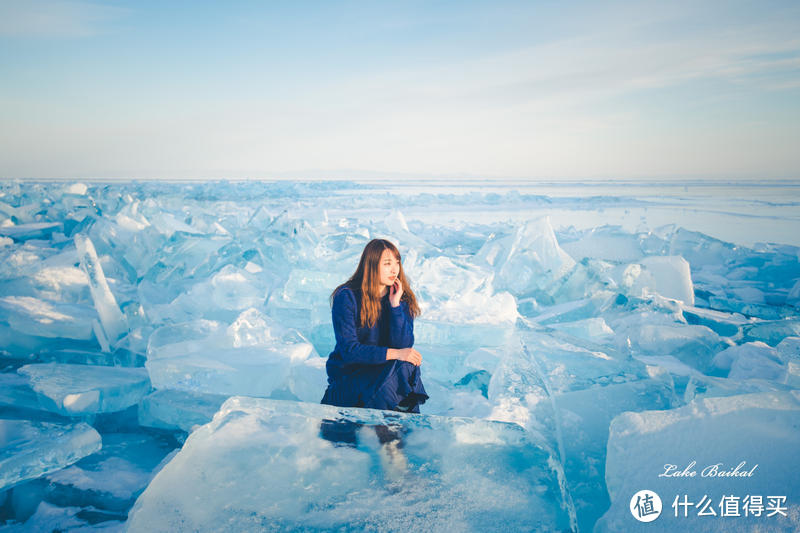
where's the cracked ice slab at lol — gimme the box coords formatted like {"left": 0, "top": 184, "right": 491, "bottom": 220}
{"left": 126, "top": 397, "right": 573, "bottom": 532}
{"left": 18, "top": 363, "right": 151, "bottom": 416}
{"left": 596, "top": 391, "right": 800, "bottom": 532}
{"left": 0, "top": 419, "right": 101, "bottom": 492}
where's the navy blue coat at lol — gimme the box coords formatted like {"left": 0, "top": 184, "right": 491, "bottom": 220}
{"left": 320, "top": 286, "right": 427, "bottom": 412}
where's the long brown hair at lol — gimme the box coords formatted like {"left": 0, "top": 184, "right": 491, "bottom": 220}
{"left": 331, "top": 239, "right": 420, "bottom": 328}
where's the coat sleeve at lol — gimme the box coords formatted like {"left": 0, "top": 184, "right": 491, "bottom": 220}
{"left": 332, "top": 288, "right": 389, "bottom": 365}
{"left": 388, "top": 300, "right": 414, "bottom": 348}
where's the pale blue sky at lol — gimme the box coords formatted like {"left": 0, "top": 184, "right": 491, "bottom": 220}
{"left": 1, "top": 0, "right": 799, "bottom": 180}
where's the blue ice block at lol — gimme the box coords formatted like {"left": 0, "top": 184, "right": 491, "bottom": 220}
{"left": 126, "top": 397, "right": 574, "bottom": 532}
{"left": 138, "top": 389, "right": 229, "bottom": 432}
{"left": 596, "top": 391, "right": 800, "bottom": 532}
{"left": 0, "top": 418, "right": 101, "bottom": 492}
{"left": 18, "top": 363, "right": 151, "bottom": 416}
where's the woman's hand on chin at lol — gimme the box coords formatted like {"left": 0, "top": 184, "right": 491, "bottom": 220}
{"left": 387, "top": 347, "right": 422, "bottom": 366}
{"left": 389, "top": 279, "right": 403, "bottom": 307}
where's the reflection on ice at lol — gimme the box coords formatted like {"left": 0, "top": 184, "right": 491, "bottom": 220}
{"left": 126, "top": 397, "right": 574, "bottom": 532}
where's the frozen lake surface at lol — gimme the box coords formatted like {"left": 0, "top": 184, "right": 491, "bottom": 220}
{"left": 0, "top": 178, "right": 798, "bottom": 532}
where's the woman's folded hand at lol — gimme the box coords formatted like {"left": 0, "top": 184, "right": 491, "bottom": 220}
{"left": 387, "top": 347, "right": 422, "bottom": 366}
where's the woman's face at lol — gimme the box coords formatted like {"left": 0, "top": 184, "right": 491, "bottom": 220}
{"left": 378, "top": 249, "right": 400, "bottom": 288}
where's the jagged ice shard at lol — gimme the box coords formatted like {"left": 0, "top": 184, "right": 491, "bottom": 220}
{"left": 144, "top": 308, "right": 326, "bottom": 401}
{"left": 74, "top": 234, "right": 129, "bottom": 350}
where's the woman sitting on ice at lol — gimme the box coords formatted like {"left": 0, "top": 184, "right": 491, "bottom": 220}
{"left": 321, "top": 238, "right": 428, "bottom": 413}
